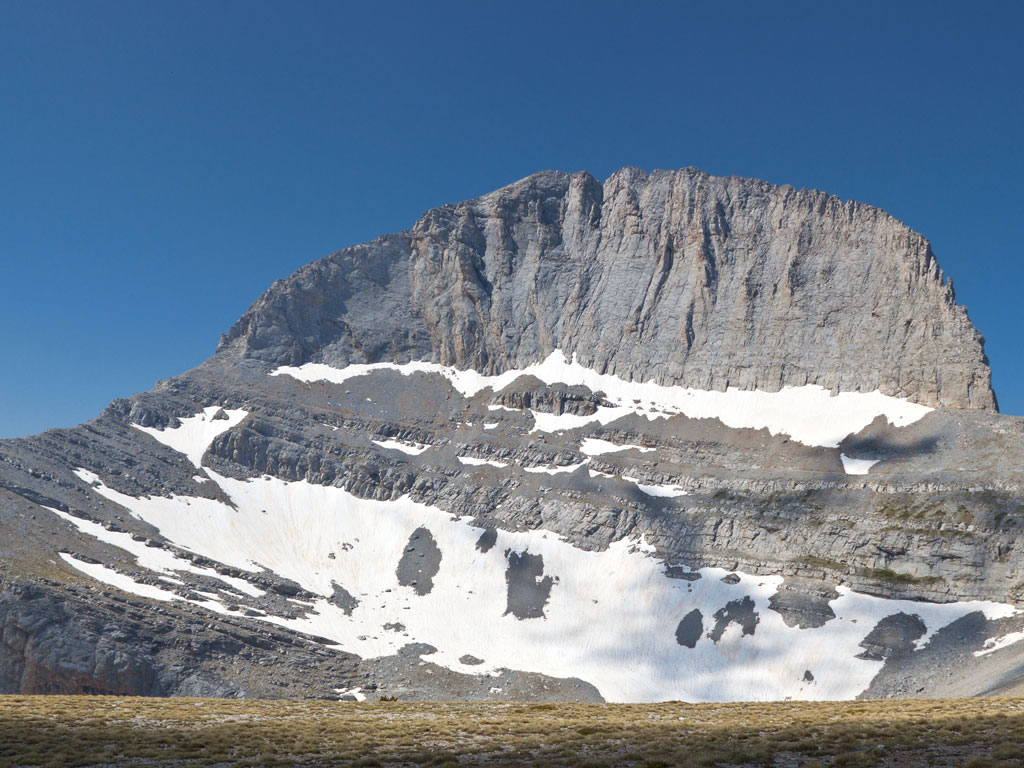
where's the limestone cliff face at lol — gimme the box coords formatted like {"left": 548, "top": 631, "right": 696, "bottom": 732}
{"left": 220, "top": 168, "right": 995, "bottom": 410}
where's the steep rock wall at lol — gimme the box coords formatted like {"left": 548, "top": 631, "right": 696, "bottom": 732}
{"left": 222, "top": 167, "right": 995, "bottom": 407}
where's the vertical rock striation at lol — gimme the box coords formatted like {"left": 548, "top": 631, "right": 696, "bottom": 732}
{"left": 221, "top": 167, "right": 995, "bottom": 410}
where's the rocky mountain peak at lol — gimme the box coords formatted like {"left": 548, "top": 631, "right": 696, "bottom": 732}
{"left": 5, "top": 168, "right": 1023, "bottom": 703}
{"left": 219, "top": 167, "right": 994, "bottom": 410}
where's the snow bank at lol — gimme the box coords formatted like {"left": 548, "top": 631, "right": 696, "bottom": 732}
{"left": 974, "top": 630, "right": 1024, "bottom": 657}
{"left": 371, "top": 439, "right": 430, "bottom": 455}
{"left": 272, "top": 351, "right": 931, "bottom": 448}
{"left": 841, "top": 455, "right": 881, "bottom": 475}
{"left": 580, "top": 438, "right": 656, "bottom": 456}
{"left": 523, "top": 460, "right": 589, "bottom": 475}
{"left": 458, "top": 456, "right": 509, "bottom": 468}
{"left": 134, "top": 407, "right": 248, "bottom": 467}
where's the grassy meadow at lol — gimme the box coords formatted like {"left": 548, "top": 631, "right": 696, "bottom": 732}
{"left": 1, "top": 695, "right": 1023, "bottom": 767}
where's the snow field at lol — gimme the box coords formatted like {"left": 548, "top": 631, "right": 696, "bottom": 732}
{"left": 272, "top": 350, "right": 932, "bottom": 447}
{"left": 63, "top": 469, "right": 1016, "bottom": 703}
{"left": 75, "top": 387, "right": 1010, "bottom": 702}
{"left": 51, "top": 495, "right": 263, "bottom": 599}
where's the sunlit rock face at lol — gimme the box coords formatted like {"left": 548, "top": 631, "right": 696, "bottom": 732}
{"left": 2, "top": 168, "right": 1023, "bottom": 702}
{"left": 221, "top": 168, "right": 996, "bottom": 411}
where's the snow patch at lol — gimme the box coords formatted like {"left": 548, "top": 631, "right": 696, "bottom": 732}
{"left": 75, "top": 468, "right": 102, "bottom": 487}
{"left": 272, "top": 351, "right": 931, "bottom": 447}
{"left": 134, "top": 407, "right": 248, "bottom": 467}
{"left": 632, "top": 482, "right": 689, "bottom": 498}
{"left": 580, "top": 438, "right": 656, "bottom": 456}
{"left": 48, "top": 502, "right": 264, "bottom": 598}
{"left": 841, "top": 455, "right": 881, "bottom": 475}
{"left": 523, "top": 460, "right": 590, "bottom": 475}
{"left": 586, "top": 469, "right": 687, "bottom": 498}
{"left": 371, "top": 439, "right": 430, "bottom": 455}
{"left": 458, "top": 456, "right": 509, "bottom": 468}
{"left": 334, "top": 686, "right": 367, "bottom": 701}
{"left": 974, "top": 630, "right": 1024, "bottom": 657}
{"left": 60, "top": 553, "right": 179, "bottom": 603}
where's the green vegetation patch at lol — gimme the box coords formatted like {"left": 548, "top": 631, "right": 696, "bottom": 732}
{"left": 862, "top": 567, "right": 944, "bottom": 585}
{"left": 796, "top": 555, "right": 847, "bottom": 572}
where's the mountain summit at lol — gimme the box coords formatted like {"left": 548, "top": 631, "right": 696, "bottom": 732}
{"left": 1, "top": 168, "right": 1021, "bottom": 702}
{"left": 222, "top": 168, "right": 995, "bottom": 410}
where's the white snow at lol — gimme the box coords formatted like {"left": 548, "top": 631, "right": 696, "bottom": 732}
{"left": 59, "top": 553, "right": 179, "bottom": 603}
{"left": 974, "top": 630, "right": 1024, "bottom": 657}
{"left": 523, "top": 460, "right": 590, "bottom": 475}
{"left": 371, "top": 439, "right": 430, "bottom": 455}
{"left": 50, "top": 498, "right": 264, "bottom": 598}
{"left": 272, "top": 350, "right": 931, "bottom": 447}
{"left": 579, "top": 438, "right": 656, "bottom": 456}
{"left": 66, "top": 467, "right": 1018, "bottom": 703}
{"left": 528, "top": 409, "right": 615, "bottom": 433}
{"left": 334, "top": 686, "right": 367, "bottom": 701}
{"left": 458, "top": 456, "right": 509, "bottom": 468}
{"left": 483, "top": 422, "right": 499, "bottom": 430}
{"left": 840, "top": 455, "right": 882, "bottom": 475}
{"left": 134, "top": 407, "right": 248, "bottom": 467}
{"left": 632, "top": 482, "right": 689, "bottom": 498}
{"left": 74, "top": 468, "right": 102, "bottom": 487}
{"left": 586, "top": 469, "right": 687, "bottom": 497}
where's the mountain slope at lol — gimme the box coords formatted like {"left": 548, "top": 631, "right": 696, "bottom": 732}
{"left": 1, "top": 168, "right": 1021, "bottom": 702}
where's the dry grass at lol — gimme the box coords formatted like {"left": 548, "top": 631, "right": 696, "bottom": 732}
{"left": 2, "top": 695, "right": 1024, "bottom": 767}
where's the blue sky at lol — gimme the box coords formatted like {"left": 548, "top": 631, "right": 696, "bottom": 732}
{"left": 1, "top": 1, "right": 1021, "bottom": 437}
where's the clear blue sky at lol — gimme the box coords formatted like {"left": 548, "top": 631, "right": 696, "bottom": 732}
{"left": 1, "top": 1, "right": 1022, "bottom": 437}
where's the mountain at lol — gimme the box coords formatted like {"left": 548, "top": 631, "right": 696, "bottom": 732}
{"left": 2, "top": 168, "right": 1022, "bottom": 702}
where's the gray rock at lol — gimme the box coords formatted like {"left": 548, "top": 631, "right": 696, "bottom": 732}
{"left": 396, "top": 527, "right": 442, "bottom": 596}
{"left": 0, "top": 166, "right": 1018, "bottom": 702}
{"left": 504, "top": 551, "right": 555, "bottom": 620}
{"left": 221, "top": 168, "right": 995, "bottom": 410}
{"left": 857, "top": 613, "right": 927, "bottom": 662}
{"left": 768, "top": 578, "right": 839, "bottom": 629}
{"left": 708, "top": 597, "right": 760, "bottom": 643}
{"left": 675, "top": 609, "right": 703, "bottom": 649}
